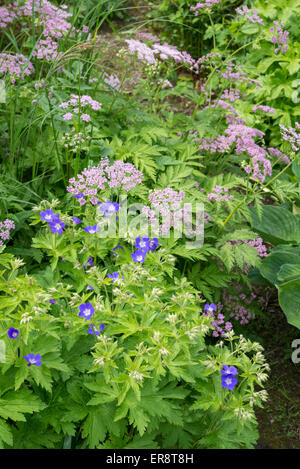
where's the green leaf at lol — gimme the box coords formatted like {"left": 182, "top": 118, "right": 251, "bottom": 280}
{"left": 81, "top": 409, "right": 107, "bottom": 448}
{"left": 278, "top": 279, "right": 300, "bottom": 329}
{"left": 250, "top": 205, "right": 300, "bottom": 244}
{"left": 0, "top": 418, "right": 13, "bottom": 446}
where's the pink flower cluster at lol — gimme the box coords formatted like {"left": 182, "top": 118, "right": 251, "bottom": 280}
{"left": 270, "top": 21, "right": 289, "bottom": 55}
{"left": 138, "top": 32, "right": 160, "bottom": 42}
{"left": 142, "top": 188, "right": 186, "bottom": 235}
{"left": 2, "top": 1, "right": 88, "bottom": 63}
{"left": 190, "top": 0, "right": 219, "bottom": 15}
{"left": 0, "top": 53, "right": 35, "bottom": 83}
{"left": 103, "top": 73, "right": 121, "bottom": 91}
{"left": 252, "top": 105, "right": 275, "bottom": 114}
{"left": 220, "top": 89, "right": 243, "bottom": 103}
{"left": 0, "top": 218, "right": 15, "bottom": 246}
{"left": 67, "top": 158, "right": 144, "bottom": 205}
{"left": 222, "top": 284, "right": 269, "bottom": 325}
{"left": 217, "top": 62, "right": 263, "bottom": 88}
{"left": 152, "top": 43, "right": 194, "bottom": 66}
{"left": 125, "top": 39, "right": 157, "bottom": 65}
{"left": 190, "top": 51, "right": 222, "bottom": 75}
{"left": 59, "top": 94, "right": 102, "bottom": 122}
{"left": 198, "top": 124, "right": 273, "bottom": 183}
{"left": 62, "top": 131, "right": 91, "bottom": 153}
{"left": 125, "top": 39, "right": 194, "bottom": 67}
{"left": 207, "top": 186, "right": 234, "bottom": 203}
{"left": 236, "top": 6, "right": 264, "bottom": 25}
{"left": 280, "top": 122, "right": 300, "bottom": 152}
{"left": 228, "top": 237, "right": 268, "bottom": 259}
{"left": 203, "top": 305, "right": 233, "bottom": 338}
{"left": 0, "top": 6, "right": 16, "bottom": 28}
{"left": 268, "top": 147, "right": 290, "bottom": 165}
{"left": 210, "top": 99, "right": 246, "bottom": 125}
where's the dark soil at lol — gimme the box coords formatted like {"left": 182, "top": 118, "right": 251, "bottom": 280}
{"left": 252, "top": 292, "right": 300, "bottom": 449}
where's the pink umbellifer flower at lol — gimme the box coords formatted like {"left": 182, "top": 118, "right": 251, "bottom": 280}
{"left": 125, "top": 39, "right": 157, "bottom": 65}
{"left": 80, "top": 113, "right": 91, "bottom": 122}
{"left": 268, "top": 147, "right": 290, "bottom": 165}
{"left": 0, "top": 218, "right": 15, "bottom": 246}
{"left": 279, "top": 122, "right": 300, "bottom": 152}
{"left": 63, "top": 112, "right": 73, "bottom": 121}
{"left": 198, "top": 123, "right": 273, "bottom": 184}
{"left": 142, "top": 188, "right": 189, "bottom": 236}
{"left": 207, "top": 186, "right": 234, "bottom": 203}
{"left": 270, "top": 21, "right": 289, "bottom": 54}
{"left": 190, "top": 0, "right": 219, "bottom": 15}
{"left": 0, "top": 53, "right": 35, "bottom": 83}
{"left": 252, "top": 105, "right": 275, "bottom": 114}
{"left": 59, "top": 94, "right": 102, "bottom": 122}
{"left": 67, "top": 158, "right": 144, "bottom": 204}
{"left": 236, "top": 5, "right": 264, "bottom": 25}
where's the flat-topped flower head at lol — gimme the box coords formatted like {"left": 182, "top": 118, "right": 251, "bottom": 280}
{"left": 7, "top": 327, "right": 19, "bottom": 339}
{"left": 131, "top": 250, "right": 147, "bottom": 263}
{"left": 49, "top": 219, "right": 65, "bottom": 234}
{"left": 78, "top": 302, "right": 95, "bottom": 320}
{"left": 99, "top": 201, "right": 119, "bottom": 217}
{"left": 87, "top": 323, "right": 105, "bottom": 335}
{"left": 84, "top": 225, "right": 100, "bottom": 234}
{"left": 135, "top": 236, "right": 150, "bottom": 252}
{"left": 24, "top": 354, "right": 42, "bottom": 367}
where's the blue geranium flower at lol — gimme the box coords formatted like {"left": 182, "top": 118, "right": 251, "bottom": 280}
{"left": 73, "top": 193, "right": 84, "bottom": 199}
{"left": 87, "top": 285, "right": 94, "bottom": 291}
{"left": 107, "top": 271, "right": 124, "bottom": 283}
{"left": 221, "top": 365, "right": 239, "bottom": 391}
{"left": 87, "top": 323, "right": 105, "bottom": 335}
{"left": 40, "top": 209, "right": 60, "bottom": 223}
{"left": 149, "top": 237, "right": 159, "bottom": 252}
{"left": 204, "top": 303, "right": 217, "bottom": 313}
{"left": 221, "top": 374, "right": 238, "bottom": 390}
{"left": 73, "top": 217, "right": 82, "bottom": 224}
{"left": 84, "top": 225, "right": 100, "bottom": 234}
{"left": 24, "top": 354, "right": 42, "bottom": 366}
{"left": 49, "top": 219, "right": 65, "bottom": 234}
{"left": 111, "top": 245, "right": 124, "bottom": 257}
{"left": 99, "top": 201, "right": 119, "bottom": 217}
{"left": 83, "top": 257, "right": 94, "bottom": 268}
{"left": 221, "top": 365, "right": 238, "bottom": 376}
{"left": 131, "top": 250, "right": 146, "bottom": 263}
{"left": 78, "top": 302, "right": 95, "bottom": 320}
{"left": 49, "top": 299, "right": 56, "bottom": 304}
{"left": 135, "top": 236, "right": 150, "bottom": 252}
{"left": 7, "top": 327, "right": 19, "bottom": 339}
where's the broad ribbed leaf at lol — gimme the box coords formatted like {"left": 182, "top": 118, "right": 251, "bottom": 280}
{"left": 250, "top": 205, "right": 300, "bottom": 244}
